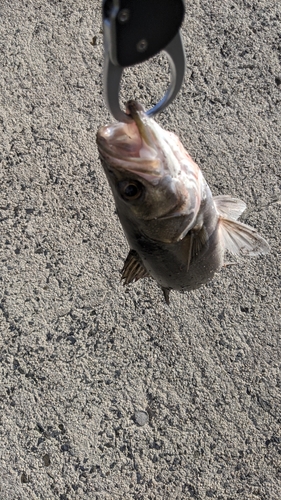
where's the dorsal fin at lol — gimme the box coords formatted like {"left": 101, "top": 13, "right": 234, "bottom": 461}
{"left": 214, "top": 195, "right": 246, "bottom": 220}
{"left": 219, "top": 217, "right": 270, "bottom": 256}
{"left": 121, "top": 250, "right": 149, "bottom": 285}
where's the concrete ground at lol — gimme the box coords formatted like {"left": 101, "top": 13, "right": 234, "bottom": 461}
{"left": 0, "top": 1, "right": 280, "bottom": 499}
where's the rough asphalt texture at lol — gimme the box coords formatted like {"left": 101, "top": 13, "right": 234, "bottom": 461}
{"left": 0, "top": 1, "right": 280, "bottom": 499}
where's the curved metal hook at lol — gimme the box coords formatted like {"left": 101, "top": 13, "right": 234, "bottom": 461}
{"left": 103, "top": 31, "right": 186, "bottom": 123}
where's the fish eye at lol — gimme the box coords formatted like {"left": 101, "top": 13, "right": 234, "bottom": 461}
{"left": 119, "top": 180, "right": 143, "bottom": 201}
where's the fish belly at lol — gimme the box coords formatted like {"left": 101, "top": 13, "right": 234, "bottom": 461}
{"left": 126, "top": 225, "right": 224, "bottom": 292}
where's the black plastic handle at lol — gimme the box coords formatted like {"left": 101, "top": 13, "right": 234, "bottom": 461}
{"left": 103, "top": 0, "right": 185, "bottom": 67}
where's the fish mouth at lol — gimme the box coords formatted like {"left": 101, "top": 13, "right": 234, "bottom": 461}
{"left": 96, "top": 101, "right": 164, "bottom": 182}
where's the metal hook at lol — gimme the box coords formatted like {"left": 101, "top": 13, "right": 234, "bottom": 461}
{"left": 103, "top": 31, "right": 186, "bottom": 123}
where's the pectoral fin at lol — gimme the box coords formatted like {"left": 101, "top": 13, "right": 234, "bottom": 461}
{"left": 121, "top": 249, "right": 149, "bottom": 285}
{"left": 219, "top": 217, "right": 270, "bottom": 256}
{"left": 186, "top": 225, "right": 209, "bottom": 270}
{"left": 214, "top": 195, "right": 246, "bottom": 220}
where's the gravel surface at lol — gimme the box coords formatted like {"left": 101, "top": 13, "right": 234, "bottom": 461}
{"left": 0, "top": 1, "right": 280, "bottom": 499}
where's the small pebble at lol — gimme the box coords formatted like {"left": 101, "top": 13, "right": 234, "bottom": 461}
{"left": 134, "top": 410, "right": 149, "bottom": 426}
{"left": 61, "top": 443, "right": 70, "bottom": 452}
{"left": 42, "top": 453, "right": 50, "bottom": 467}
{"left": 21, "top": 472, "right": 29, "bottom": 483}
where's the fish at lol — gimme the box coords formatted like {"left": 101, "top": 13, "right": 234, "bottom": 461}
{"left": 96, "top": 100, "right": 270, "bottom": 304}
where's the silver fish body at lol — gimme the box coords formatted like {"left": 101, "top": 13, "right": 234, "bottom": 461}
{"left": 97, "top": 101, "right": 269, "bottom": 303}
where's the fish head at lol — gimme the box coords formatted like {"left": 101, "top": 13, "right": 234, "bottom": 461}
{"left": 96, "top": 101, "right": 204, "bottom": 243}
